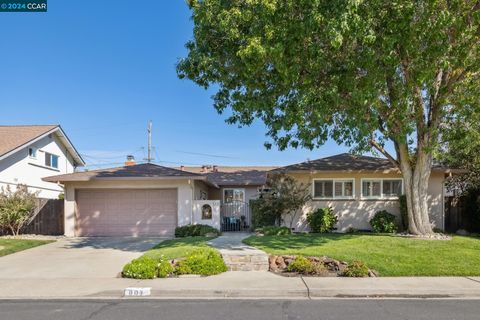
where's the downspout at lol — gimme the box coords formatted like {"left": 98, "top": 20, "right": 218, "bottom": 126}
{"left": 190, "top": 180, "right": 194, "bottom": 225}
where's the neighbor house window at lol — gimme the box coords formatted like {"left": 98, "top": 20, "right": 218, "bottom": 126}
{"left": 313, "top": 179, "right": 354, "bottom": 199}
{"left": 362, "top": 179, "right": 403, "bottom": 198}
{"left": 28, "top": 147, "right": 37, "bottom": 159}
{"left": 223, "top": 188, "right": 245, "bottom": 203}
{"left": 45, "top": 152, "right": 59, "bottom": 169}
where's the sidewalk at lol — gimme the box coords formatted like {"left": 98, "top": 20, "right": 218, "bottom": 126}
{"left": 2, "top": 272, "right": 480, "bottom": 299}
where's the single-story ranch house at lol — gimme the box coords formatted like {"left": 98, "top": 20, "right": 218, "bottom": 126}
{"left": 43, "top": 153, "right": 454, "bottom": 237}
{"left": 44, "top": 161, "right": 273, "bottom": 237}
{"left": 274, "top": 153, "right": 453, "bottom": 232}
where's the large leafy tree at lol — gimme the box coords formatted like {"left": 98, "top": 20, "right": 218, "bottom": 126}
{"left": 441, "top": 107, "right": 480, "bottom": 193}
{"left": 177, "top": 0, "right": 480, "bottom": 235}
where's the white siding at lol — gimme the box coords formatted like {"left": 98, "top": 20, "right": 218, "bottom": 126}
{"left": 0, "top": 134, "right": 76, "bottom": 199}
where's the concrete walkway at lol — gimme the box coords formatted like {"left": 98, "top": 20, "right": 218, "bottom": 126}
{"left": 207, "top": 233, "right": 269, "bottom": 271}
{"left": 0, "top": 237, "right": 165, "bottom": 279}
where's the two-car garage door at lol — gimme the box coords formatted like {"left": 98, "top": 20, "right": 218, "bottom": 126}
{"left": 75, "top": 189, "right": 177, "bottom": 237}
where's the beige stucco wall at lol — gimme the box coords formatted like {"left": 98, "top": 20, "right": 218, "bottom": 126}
{"left": 208, "top": 185, "right": 260, "bottom": 203}
{"left": 285, "top": 171, "right": 445, "bottom": 232}
{"left": 193, "top": 180, "right": 210, "bottom": 200}
{"left": 192, "top": 200, "right": 221, "bottom": 229}
{"left": 63, "top": 179, "right": 195, "bottom": 237}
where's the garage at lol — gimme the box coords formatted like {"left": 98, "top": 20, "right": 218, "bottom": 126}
{"left": 43, "top": 162, "right": 216, "bottom": 237}
{"left": 75, "top": 188, "right": 178, "bottom": 237}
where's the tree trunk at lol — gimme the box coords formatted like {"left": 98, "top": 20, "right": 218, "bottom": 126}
{"left": 398, "top": 143, "right": 434, "bottom": 235}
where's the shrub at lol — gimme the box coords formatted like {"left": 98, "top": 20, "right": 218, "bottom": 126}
{"left": 399, "top": 195, "right": 408, "bottom": 231}
{"left": 252, "top": 174, "right": 312, "bottom": 230}
{"left": 258, "top": 226, "right": 291, "bottom": 236}
{"left": 174, "top": 248, "right": 227, "bottom": 276}
{"left": 369, "top": 210, "right": 398, "bottom": 233}
{"left": 122, "top": 257, "right": 158, "bottom": 279}
{"left": 287, "top": 256, "right": 313, "bottom": 274}
{"left": 342, "top": 260, "right": 369, "bottom": 277}
{"left": 345, "top": 227, "right": 358, "bottom": 234}
{"left": 306, "top": 207, "right": 338, "bottom": 233}
{"left": 157, "top": 259, "right": 174, "bottom": 278}
{"left": 175, "top": 224, "right": 220, "bottom": 237}
{"left": 0, "top": 185, "right": 37, "bottom": 235}
{"left": 250, "top": 199, "right": 278, "bottom": 229}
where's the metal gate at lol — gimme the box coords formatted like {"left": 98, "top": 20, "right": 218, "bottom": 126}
{"left": 220, "top": 201, "right": 251, "bottom": 232}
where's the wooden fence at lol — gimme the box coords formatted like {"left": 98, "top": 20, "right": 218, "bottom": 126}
{"left": 22, "top": 199, "right": 64, "bottom": 235}
{"left": 444, "top": 196, "right": 466, "bottom": 233}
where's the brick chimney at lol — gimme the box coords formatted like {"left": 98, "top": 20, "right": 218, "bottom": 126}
{"left": 180, "top": 165, "right": 185, "bottom": 171}
{"left": 125, "top": 155, "right": 136, "bottom": 166}
{"left": 212, "top": 165, "right": 218, "bottom": 172}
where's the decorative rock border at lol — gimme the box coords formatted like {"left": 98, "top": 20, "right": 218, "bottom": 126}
{"left": 269, "top": 255, "right": 378, "bottom": 277}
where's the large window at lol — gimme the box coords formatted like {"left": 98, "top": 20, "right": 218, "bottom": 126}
{"left": 45, "top": 152, "right": 59, "bottom": 169}
{"left": 362, "top": 179, "right": 403, "bottom": 199}
{"left": 313, "top": 179, "right": 354, "bottom": 199}
{"left": 223, "top": 188, "right": 245, "bottom": 203}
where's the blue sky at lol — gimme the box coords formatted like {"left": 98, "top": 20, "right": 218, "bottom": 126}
{"left": 0, "top": 0, "right": 350, "bottom": 169}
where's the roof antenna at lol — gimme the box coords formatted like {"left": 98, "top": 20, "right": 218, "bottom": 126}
{"left": 146, "top": 120, "right": 154, "bottom": 163}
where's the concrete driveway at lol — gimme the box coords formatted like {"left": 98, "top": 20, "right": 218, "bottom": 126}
{"left": 0, "top": 237, "right": 167, "bottom": 279}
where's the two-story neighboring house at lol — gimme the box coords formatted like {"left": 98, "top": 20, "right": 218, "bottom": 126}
{"left": 0, "top": 125, "right": 85, "bottom": 199}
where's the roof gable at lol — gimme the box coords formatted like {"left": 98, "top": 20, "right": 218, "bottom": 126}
{"left": 0, "top": 125, "right": 57, "bottom": 157}
{"left": 0, "top": 125, "right": 85, "bottom": 166}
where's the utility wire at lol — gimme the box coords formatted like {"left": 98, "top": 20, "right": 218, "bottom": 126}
{"left": 174, "top": 150, "right": 239, "bottom": 159}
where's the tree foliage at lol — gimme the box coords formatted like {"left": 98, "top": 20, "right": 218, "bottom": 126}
{"left": 178, "top": 0, "right": 480, "bottom": 235}
{"left": 257, "top": 173, "right": 311, "bottom": 229}
{"left": 441, "top": 106, "right": 480, "bottom": 193}
{"left": 0, "top": 185, "right": 37, "bottom": 236}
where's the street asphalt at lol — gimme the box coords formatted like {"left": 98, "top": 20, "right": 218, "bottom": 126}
{"left": 0, "top": 299, "right": 478, "bottom": 320}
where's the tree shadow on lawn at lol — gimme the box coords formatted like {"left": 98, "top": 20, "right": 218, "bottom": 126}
{"left": 243, "top": 233, "right": 359, "bottom": 250}
{"left": 242, "top": 232, "right": 447, "bottom": 251}
{"left": 150, "top": 236, "right": 210, "bottom": 250}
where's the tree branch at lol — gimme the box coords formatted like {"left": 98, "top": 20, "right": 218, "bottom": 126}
{"left": 369, "top": 138, "right": 400, "bottom": 168}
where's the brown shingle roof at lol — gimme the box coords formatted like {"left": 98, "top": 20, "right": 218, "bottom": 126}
{"left": 179, "top": 166, "right": 278, "bottom": 173}
{"left": 276, "top": 153, "right": 398, "bottom": 172}
{"left": 43, "top": 163, "right": 210, "bottom": 183}
{"left": 205, "top": 170, "right": 268, "bottom": 186}
{"left": 0, "top": 125, "right": 58, "bottom": 158}
{"left": 276, "top": 153, "right": 454, "bottom": 173}
{"left": 178, "top": 166, "right": 277, "bottom": 186}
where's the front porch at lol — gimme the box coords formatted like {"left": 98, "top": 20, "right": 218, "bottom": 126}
{"left": 192, "top": 183, "right": 256, "bottom": 232}
{"left": 192, "top": 200, "right": 252, "bottom": 232}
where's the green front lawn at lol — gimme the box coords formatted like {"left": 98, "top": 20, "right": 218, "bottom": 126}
{"left": 243, "top": 233, "right": 480, "bottom": 276}
{"left": 141, "top": 236, "right": 212, "bottom": 260}
{"left": 0, "top": 239, "right": 54, "bottom": 257}
{"left": 122, "top": 236, "right": 227, "bottom": 279}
